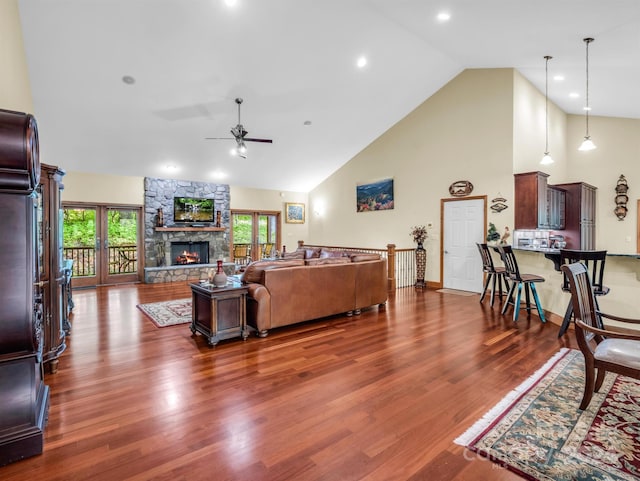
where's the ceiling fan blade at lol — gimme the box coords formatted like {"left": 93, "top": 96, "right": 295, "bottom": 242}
{"left": 244, "top": 138, "right": 273, "bottom": 143}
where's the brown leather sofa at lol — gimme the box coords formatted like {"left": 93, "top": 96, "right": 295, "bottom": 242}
{"left": 242, "top": 250, "right": 387, "bottom": 337}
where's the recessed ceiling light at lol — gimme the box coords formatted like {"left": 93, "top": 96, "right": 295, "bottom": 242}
{"left": 164, "top": 164, "right": 178, "bottom": 171}
{"left": 356, "top": 56, "right": 367, "bottom": 68}
{"left": 211, "top": 171, "right": 227, "bottom": 180}
{"left": 583, "top": 106, "right": 592, "bottom": 111}
{"left": 122, "top": 75, "right": 135, "bottom": 85}
{"left": 437, "top": 12, "right": 451, "bottom": 22}
{"left": 553, "top": 75, "right": 565, "bottom": 81}
{"left": 569, "top": 92, "right": 580, "bottom": 98}
{"left": 224, "top": 0, "right": 237, "bottom": 6}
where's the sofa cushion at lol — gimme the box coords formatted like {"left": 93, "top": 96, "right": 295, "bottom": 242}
{"left": 241, "top": 259, "right": 305, "bottom": 283}
{"left": 305, "top": 257, "right": 351, "bottom": 266}
{"left": 350, "top": 253, "right": 381, "bottom": 262}
{"left": 319, "top": 248, "right": 348, "bottom": 258}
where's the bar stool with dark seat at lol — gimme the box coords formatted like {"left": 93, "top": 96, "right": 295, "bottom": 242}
{"left": 476, "top": 243, "right": 510, "bottom": 307}
{"left": 497, "top": 245, "right": 546, "bottom": 322}
{"left": 557, "top": 249, "right": 609, "bottom": 337}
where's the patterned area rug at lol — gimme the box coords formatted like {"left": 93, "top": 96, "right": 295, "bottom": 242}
{"left": 455, "top": 348, "right": 640, "bottom": 480}
{"left": 137, "top": 298, "right": 192, "bottom": 327}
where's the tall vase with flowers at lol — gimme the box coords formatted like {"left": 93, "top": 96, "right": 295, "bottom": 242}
{"left": 411, "top": 225, "right": 427, "bottom": 289}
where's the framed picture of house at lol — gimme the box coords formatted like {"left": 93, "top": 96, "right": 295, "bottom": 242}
{"left": 285, "top": 203, "right": 305, "bottom": 224}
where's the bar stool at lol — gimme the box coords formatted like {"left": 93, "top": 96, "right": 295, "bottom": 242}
{"left": 476, "top": 243, "right": 510, "bottom": 307}
{"left": 497, "top": 245, "right": 546, "bottom": 322}
{"left": 557, "top": 249, "right": 609, "bottom": 337}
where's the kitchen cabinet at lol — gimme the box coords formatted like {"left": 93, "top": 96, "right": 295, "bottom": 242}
{"left": 515, "top": 172, "right": 565, "bottom": 230}
{"left": 547, "top": 186, "right": 566, "bottom": 230}
{"left": 555, "top": 182, "right": 597, "bottom": 249}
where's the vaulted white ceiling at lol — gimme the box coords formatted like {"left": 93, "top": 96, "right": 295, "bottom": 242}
{"left": 18, "top": 0, "right": 640, "bottom": 192}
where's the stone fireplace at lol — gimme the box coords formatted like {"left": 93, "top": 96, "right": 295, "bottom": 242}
{"left": 143, "top": 177, "right": 233, "bottom": 283}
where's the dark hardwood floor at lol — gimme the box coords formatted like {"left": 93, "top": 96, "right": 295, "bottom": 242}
{"left": 1, "top": 283, "right": 577, "bottom": 481}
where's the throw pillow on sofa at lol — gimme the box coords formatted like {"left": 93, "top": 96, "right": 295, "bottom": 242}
{"left": 303, "top": 247, "right": 321, "bottom": 259}
{"left": 241, "top": 259, "right": 305, "bottom": 283}
{"left": 282, "top": 249, "right": 304, "bottom": 259}
{"left": 319, "top": 249, "right": 348, "bottom": 258}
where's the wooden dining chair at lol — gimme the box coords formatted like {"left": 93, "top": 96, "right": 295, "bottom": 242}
{"left": 261, "top": 243, "right": 274, "bottom": 259}
{"left": 497, "top": 245, "right": 546, "bottom": 322}
{"left": 562, "top": 262, "right": 640, "bottom": 410}
{"left": 557, "top": 249, "right": 609, "bottom": 337}
{"left": 476, "top": 243, "right": 509, "bottom": 307}
{"left": 232, "top": 244, "right": 251, "bottom": 265}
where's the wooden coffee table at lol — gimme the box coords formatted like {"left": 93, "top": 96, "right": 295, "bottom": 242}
{"left": 190, "top": 281, "right": 249, "bottom": 346}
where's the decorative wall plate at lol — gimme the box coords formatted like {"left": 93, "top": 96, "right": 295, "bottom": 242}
{"left": 449, "top": 180, "right": 473, "bottom": 197}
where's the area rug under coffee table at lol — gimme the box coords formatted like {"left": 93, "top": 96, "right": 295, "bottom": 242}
{"left": 455, "top": 348, "right": 640, "bottom": 480}
{"left": 137, "top": 298, "right": 191, "bottom": 327}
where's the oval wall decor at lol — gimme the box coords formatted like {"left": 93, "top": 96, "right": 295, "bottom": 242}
{"left": 449, "top": 180, "right": 474, "bottom": 197}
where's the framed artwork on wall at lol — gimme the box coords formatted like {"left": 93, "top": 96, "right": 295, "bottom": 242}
{"left": 356, "top": 178, "right": 394, "bottom": 212}
{"left": 285, "top": 203, "right": 305, "bottom": 224}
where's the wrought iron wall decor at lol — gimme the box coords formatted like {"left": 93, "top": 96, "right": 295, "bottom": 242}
{"left": 614, "top": 174, "right": 629, "bottom": 221}
{"left": 490, "top": 195, "right": 508, "bottom": 213}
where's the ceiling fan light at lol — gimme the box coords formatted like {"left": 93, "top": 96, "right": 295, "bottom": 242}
{"left": 238, "top": 142, "right": 247, "bottom": 155}
{"left": 540, "top": 152, "right": 554, "bottom": 165}
{"left": 578, "top": 137, "right": 597, "bottom": 151}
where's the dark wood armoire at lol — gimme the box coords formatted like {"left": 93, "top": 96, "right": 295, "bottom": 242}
{"left": 38, "top": 163, "right": 67, "bottom": 373}
{"left": 0, "top": 109, "right": 49, "bottom": 466}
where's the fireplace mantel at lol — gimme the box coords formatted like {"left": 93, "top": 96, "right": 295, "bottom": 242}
{"left": 155, "top": 226, "right": 225, "bottom": 232}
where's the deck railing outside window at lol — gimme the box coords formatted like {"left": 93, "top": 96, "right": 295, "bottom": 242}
{"left": 64, "top": 245, "right": 137, "bottom": 277}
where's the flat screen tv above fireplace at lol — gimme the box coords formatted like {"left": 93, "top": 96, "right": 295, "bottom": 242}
{"left": 173, "top": 197, "right": 215, "bottom": 223}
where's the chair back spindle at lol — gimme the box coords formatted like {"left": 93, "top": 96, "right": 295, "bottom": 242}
{"left": 557, "top": 249, "right": 609, "bottom": 337}
{"left": 497, "top": 245, "right": 521, "bottom": 281}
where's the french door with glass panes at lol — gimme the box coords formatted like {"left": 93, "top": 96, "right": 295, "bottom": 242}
{"left": 231, "top": 210, "right": 281, "bottom": 264}
{"left": 63, "top": 203, "right": 142, "bottom": 286}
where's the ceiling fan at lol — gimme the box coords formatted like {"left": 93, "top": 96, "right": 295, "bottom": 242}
{"left": 205, "top": 97, "right": 272, "bottom": 158}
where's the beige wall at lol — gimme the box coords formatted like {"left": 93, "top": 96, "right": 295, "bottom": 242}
{"left": 63, "top": 171, "right": 145, "bottom": 205}
{"left": 309, "top": 68, "right": 516, "bottom": 281}
{"left": 308, "top": 67, "right": 640, "bottom": 318}
{"left": 512, "top": 70, "right": 568, "bottom": 180}
{"left": 1, "top": 0, "right": 33, "bottom": 113}
{"left": 565, "top": 114, "right": 640, "bottom": 254}
{"left": 62, "top": 171, "right": 308, "bottom": 253}
{"left": 230, "top": 186, "right": 308, "bottom": 252}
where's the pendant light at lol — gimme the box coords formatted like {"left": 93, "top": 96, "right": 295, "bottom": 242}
{"left": 540, "top": 55, "right": 554, "bottom": 165}
{"left": 578, "top": 37, "right": 596, "bottom": 151}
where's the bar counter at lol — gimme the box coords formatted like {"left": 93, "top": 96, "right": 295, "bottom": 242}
{"left": 496, "top": 247, "right": 640, "bottom": 320}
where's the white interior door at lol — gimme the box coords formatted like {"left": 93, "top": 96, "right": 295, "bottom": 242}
{"left": 443, "top": 198, "right": 485, "bottom": 292}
